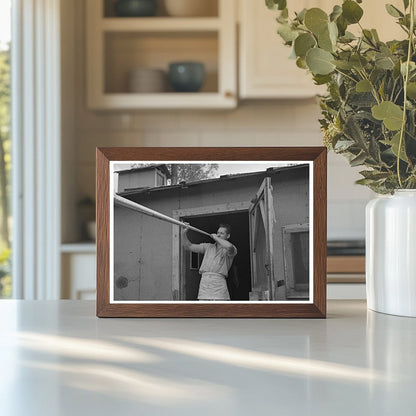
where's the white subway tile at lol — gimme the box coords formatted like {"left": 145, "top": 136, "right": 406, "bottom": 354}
{"left": 178, "top": 110, "right": 227, "bottom": 130}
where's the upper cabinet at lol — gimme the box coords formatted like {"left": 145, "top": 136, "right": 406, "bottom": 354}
{"left": 238, "top": 0, "right": 325, "bottom": 99}
{"left": 86, "top": 0, "right": 237, "bottom": 109}
{"left": 238, "top": 0, "right": 404, "bottom": 100}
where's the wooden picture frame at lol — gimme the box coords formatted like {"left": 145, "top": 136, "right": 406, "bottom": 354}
{"left": 96, "top": 147, "right": 327, "bottom": 318}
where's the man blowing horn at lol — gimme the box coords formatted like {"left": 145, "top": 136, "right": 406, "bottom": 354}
{"left": 182, "top": 223, "right": 237, "bottom": 301}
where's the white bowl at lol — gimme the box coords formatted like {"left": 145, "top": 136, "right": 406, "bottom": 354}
{"left": 128, "top": 68, "right": 167, "bottom": 93}
{"left": 164, "top": 0, "right": 217, "bottom": 17}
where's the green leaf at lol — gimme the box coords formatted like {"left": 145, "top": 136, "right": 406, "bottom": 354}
{"left": 342, "top": 0, "right": 364, "bottom": 24}
{"left": 372, "top": 101, "right": 404, "bottom": 130}
{"left": 408, "top": 109, "right": 416, "bottom": 137}
{"left": 387, "top": 132, "right": 409, "bottom": 162}
{"left": 363, "top": 29, "right": 376, "bottom": 46}
{"left": 403, "top": 0, "right": 409, "bottom": 10}
{"left": 329, "top": 5, "right": 342, "bottom": 22}
{"left": 385, "top": 4, "right": 404, "bottom": 18}
{"left": 294, "top": 33, "right": 316, "bottom": 58}
{"left": 336, "top": 15, "right": 348, "bottom": 36}
{"left": 304, "top": 8, "right": 329, "bottom": 35}
{"left": 407, "top": 82, "right": 416, "bottom": 99}
{"left": 313, "top": 74, "right": 332, "bottom": 85}
{"left": 328, "top": 21, "right": 338, "bottom": 44}
{"left": 344, "top": 115, "right": 367, "bottom": 147}
{"left": 398, "top": 13, "right": 410, "bottom": 28}
{"left": 375, "top": 55, "right": 395, "bottom": 70}
{"left": 350, "top": 152, "right": 368, "bottom": 167}
{"left": 296, "top": 8, "right": 307, "bottom": 23}
{"left": 369, "top": 136, "right": 382, "bottom": 163}
{"left": 401, "top": 61, "right": 416, "bottom": 76}
{"left": 333, "top": 60, "right": 353, "bottom": 70}
{"left": 266, "top": 0, "right": 287, "bottom": 11}
{"left": 355, "top": 178, "right": 377, "bottom": 186}
{"left": 339, "top": 31, "right": 356, "bottom": 43}
{"left": 350, "top": 54, "right": 368, "bottom": 70}
{"left": 356, "top": 79, "right": 372, "bottom": 92}
{"left": 277, "top": 23, "right": 298, "bottom": 43}
{"left": 348, "top": 92, "right": 377, "bottom": 107}
{"left": 306, "top": 48, "right": 335, "bottom": 75}
{"left": 278, "top": 0, "right": 287, "bottom": 10}
{"left": 334, "top": 140, "right": 355, "bottom": 151}
{"left": 360, "top": 170, "right": 391, "bottom": 181}
{"left": 281, "top": 7, "right": 288, "bottom": 19}
{"left": 296, "top": 57, "right": 308, "bottom": 69}
{"left": 378, "top": 78, "right": 386, "bottom": 100}
{"left": 371, "top": 29, "right": 380, "bottom": 42}
{"left": 318, "top": 27, "right": 334, "bottom": 52}
{"left": 276, "top": 14, "right": 287, "bottom": 24}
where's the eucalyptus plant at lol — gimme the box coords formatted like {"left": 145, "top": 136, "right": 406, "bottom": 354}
{"left": 266, "top": 0, "right": 416, "bottom": 193}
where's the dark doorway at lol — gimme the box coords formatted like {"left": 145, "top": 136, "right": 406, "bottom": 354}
{"left": 181, "top": 211, "right": 251, "bottom": 300}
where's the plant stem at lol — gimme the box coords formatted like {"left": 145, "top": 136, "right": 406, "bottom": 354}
{"left": 334, "top": 68, "right": 358, "bottom": 84}
{"left": 397, "top": 0, "right": 415, "bottom": 188}
{"left": 358, "top": 69, "right": 381, "bottom": 104}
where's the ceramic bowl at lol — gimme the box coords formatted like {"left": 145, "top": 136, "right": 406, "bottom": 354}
{"left": 114, "top": 0, "right": 158, "bottom": 17}
{"left": 164, "top": 0, "right": 217, "bottom": 17}
{"left": 128, "top": 68, "right": 167, "bottom": 93}
{"left": 168, "top": 62, "right": 205, "bottom": 92}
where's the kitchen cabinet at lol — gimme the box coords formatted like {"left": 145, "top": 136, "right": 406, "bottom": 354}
{"left": 238, "top": 0, "right": 404, "bottom": 99}
{"left": 327, "top": 256, "right": 365, "bottom": 283}
{"left": 61, "top": 244, "right": 96, "bottom": 300}
{"left": 238, "top": 0, "right": 325, "bottom": 99}
{"left": 86, "top": 0, "right": 237, "bottom": 109}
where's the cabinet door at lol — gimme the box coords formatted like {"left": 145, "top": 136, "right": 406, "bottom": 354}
{"left": 62, "top": 253, "right": 96, "bottom": 300}
{"left": 239, "top": 0, "right": 325, "bottom": 99}
{"left": 239, "top": 0, "right": 404, "bottom": 99}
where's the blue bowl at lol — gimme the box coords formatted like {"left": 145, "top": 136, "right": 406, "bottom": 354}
{"left": 168, "top": 62, "right": 205, "bottom": 92}
{"left": 114, "top": 0, "right": 157, "bottom": 17}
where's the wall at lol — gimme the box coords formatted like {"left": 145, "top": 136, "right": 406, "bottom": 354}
{"left": 62, "top": 0, "right": 375, "bottom": 243}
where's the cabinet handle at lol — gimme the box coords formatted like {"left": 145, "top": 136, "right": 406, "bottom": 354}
{"left": 224, "top": 91, "right": 234, "bottom": 99}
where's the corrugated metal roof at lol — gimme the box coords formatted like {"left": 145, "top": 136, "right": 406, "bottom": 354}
{"left": 118, "top": 164, "right": 309, "bottom": 197}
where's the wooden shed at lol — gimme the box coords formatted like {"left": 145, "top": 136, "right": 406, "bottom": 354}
{"left": 113, "top": 164, "right": 310, "bottom": 302}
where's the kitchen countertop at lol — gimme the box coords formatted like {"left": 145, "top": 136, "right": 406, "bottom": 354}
{"left": 0, "top": 300, "right": 415, "bottom": 415}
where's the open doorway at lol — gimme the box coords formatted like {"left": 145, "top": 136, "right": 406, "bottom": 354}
{"left": 181, "top": 211, "right": 251, "bottom": 301}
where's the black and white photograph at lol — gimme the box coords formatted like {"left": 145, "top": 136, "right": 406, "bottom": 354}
{"left": 110, "top": 161, "right": 312, "bottom": 303}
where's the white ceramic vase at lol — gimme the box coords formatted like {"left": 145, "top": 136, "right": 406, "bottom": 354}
{"left": 366, "top": 190, "right": 416, "bottom": 317}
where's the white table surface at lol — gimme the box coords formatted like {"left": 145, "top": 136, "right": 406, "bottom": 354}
{"left": 0, "top": 300, "right": 415, "bottom": 416}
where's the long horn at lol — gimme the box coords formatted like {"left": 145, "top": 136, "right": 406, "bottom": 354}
{"left": 114, "top": 194, "right": 212, "bottom": 238}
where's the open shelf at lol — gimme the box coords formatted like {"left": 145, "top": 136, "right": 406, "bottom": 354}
{"left": 103, "top": 0, "right": 219, "bottom": 18}
{"left": 101, "top": 17, "right": 221, "bottom": 31}
{"left": 86, "top": 0, "right": 236, "bottom": 109}
{"left": 104, "top": 31, "right": 218, "bottom": 94}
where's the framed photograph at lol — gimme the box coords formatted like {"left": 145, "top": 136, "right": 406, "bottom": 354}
{"left": 96, "top": 147, "right": 327, "bottom": 318}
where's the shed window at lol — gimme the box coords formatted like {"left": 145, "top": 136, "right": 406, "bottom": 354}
{"left": 190, "top": 251, "right": 202, "bottom": 270}
{"left": 282, "top": 224, "right": 309, "bottom": 299}
{"left": 156, "top": 171, "right": 165, "bottom": 187}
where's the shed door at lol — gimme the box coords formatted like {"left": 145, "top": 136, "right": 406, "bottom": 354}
{"left": 249, "top": 177, "right": 275, "bottom": 300}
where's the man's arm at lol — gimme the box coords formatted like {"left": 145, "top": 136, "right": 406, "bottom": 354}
{"left": 182, "top": 226, "right": 205, "bottom": 253}
{"left": 210, "top": 234, "right": 237, "bottom": 255}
